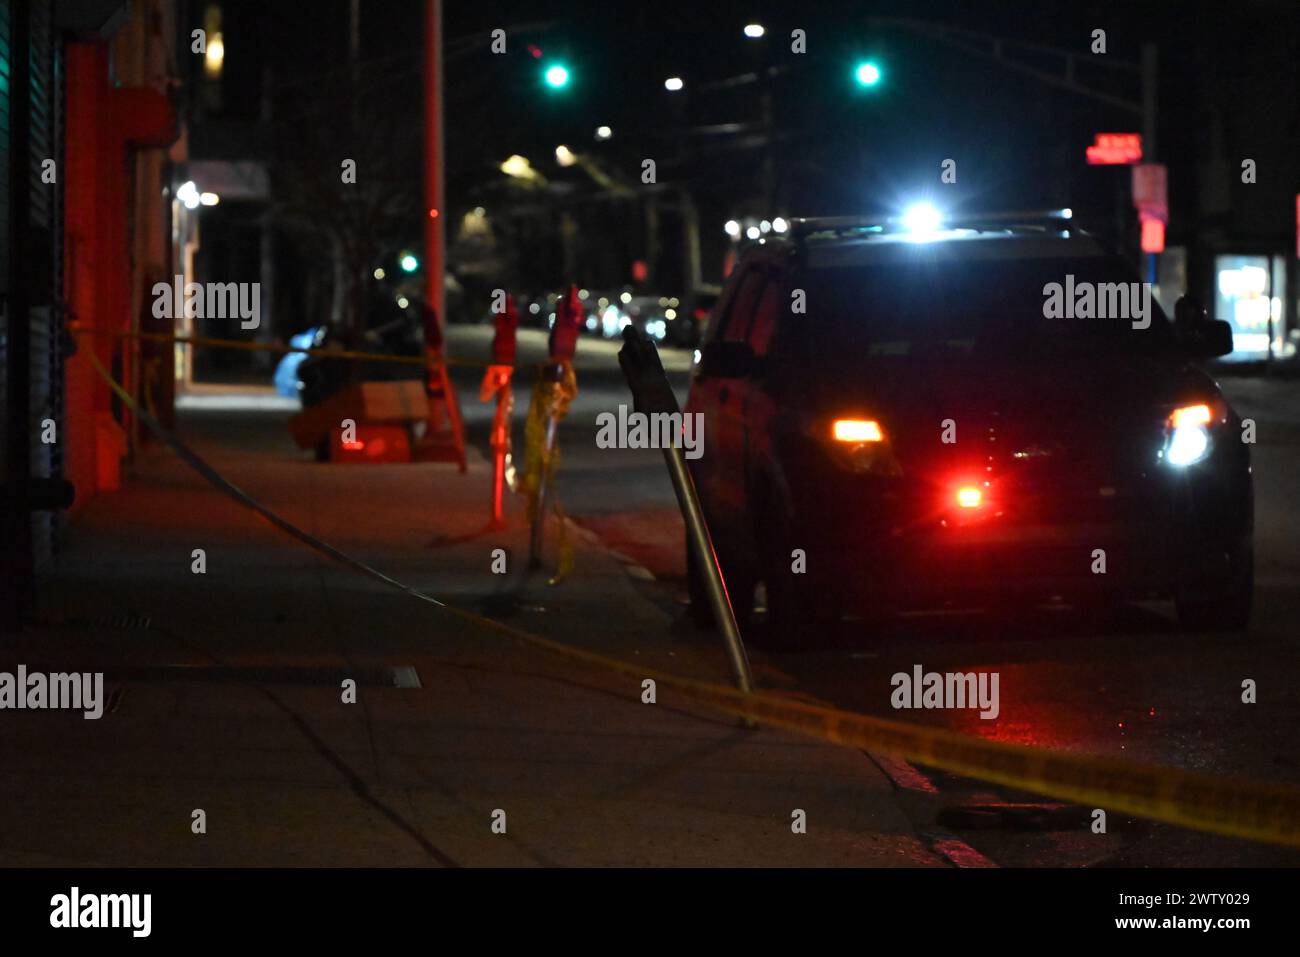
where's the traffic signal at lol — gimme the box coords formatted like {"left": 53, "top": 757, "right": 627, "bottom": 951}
{"left": 854, "top": 61, "right": 882, "bottom": 87}
{"left": 399, "top": 252, "right": 420, "bottom": 273}
{"left": 543, "top": 63, "right": 571, "bottom": 89}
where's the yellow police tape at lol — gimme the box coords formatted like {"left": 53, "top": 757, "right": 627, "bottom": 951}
{"left": 521, "top": 361, "right": 578, "bottom": 584}
{"left": 74, "top": 325, "right": 496, "bottom": 369}
{"left": 84, "top": 349, "right": 1300, "bottom": 850}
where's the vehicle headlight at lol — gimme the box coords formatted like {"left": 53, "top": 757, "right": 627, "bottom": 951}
{"left": 1162, "top": 402, "right": 1215, "bottom": 467}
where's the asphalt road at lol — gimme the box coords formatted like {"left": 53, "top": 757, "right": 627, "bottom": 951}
{"left": 446, "top": 323, "right": 1300, "bottom": 867}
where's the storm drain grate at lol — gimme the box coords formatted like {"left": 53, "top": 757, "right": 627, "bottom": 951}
{"left": 92, "top": 614, "right": 153, "bottom": 630}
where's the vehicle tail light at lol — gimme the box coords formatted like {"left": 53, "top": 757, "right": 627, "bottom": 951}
{"left": 818, "top": 417, "right": 899, "bottom": 474}
{"left": 956, "top": 486, "right": 983, "bottom": 508}
{"left": 832, "top": 418, "right": 884, "bottom": 443}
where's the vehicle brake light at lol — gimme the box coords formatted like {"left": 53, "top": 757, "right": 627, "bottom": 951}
{"left": 833, "top": 419, "right": 884, "bottom": 443}
{"left": 956, "top": 486, "right": 983, "bottom": 508}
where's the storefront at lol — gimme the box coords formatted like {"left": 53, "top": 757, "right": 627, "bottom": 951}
{"left": 1214, "top": 253, "right": 1294, "bottom": 363}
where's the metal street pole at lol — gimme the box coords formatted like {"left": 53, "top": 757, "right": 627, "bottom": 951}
{"left": 1141, "top": 43, "right": 1160, "bottom": 286}
{"left": 662, "top": 442, "right": 753, "bottom": 695}
{"left": 349, "top": 0, "right": 360, "bottom": 128}
{"left": 424, "top": 0, "right": 445, "bottom": 331}
{"left": 617, "top": 327, "right": 753, "bottom": 695}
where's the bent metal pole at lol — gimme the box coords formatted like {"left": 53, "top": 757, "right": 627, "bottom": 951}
{"left": 617, "top": 327, "right": 753, "bottom": 695}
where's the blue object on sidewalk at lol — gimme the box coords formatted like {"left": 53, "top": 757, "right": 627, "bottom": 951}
{"left": 274, "top": 327, "right": 324, "bottom": 397}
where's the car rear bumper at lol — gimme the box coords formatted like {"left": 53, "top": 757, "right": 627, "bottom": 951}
{"left": 781, "top": 468, "right": 1251, "bottom": 610}
{"left": 828, "top": 521, "right": 1173, "bottom": 608}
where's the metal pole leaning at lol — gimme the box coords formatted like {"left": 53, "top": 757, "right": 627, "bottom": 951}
{"left": 663, "top": 440, "right": 753, "bottom": 695}
{"left": 617, "top": 326, "right": 753, "bottom": 695}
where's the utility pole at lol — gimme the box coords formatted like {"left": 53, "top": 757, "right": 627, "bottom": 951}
{"left": 424, "top": 0, "right": 445, "bottom": 332}
{"left": 349, "top": 0, "right": 360, "bottom": 127}
{"left": 1141, "top": 43, "right": 1160, "bottom": 286}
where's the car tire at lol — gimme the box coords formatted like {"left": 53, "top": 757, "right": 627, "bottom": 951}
{"left": 1175, "top": 540, "right": 1253, "bottom": 634}
{"left": 686, "top": 533, "right": 754, "bottom": 630}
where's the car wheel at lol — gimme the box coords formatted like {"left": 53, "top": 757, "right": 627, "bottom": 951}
{"left": 686, "top": 532, "right": 755, "bottom": 630}
{"left": 1175, "top": 540, "right": 1253, "bottom": 634}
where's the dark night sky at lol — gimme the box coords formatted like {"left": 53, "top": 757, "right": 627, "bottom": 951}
{"left": 205, "top": 0, "right": 1298, "bottom": 289}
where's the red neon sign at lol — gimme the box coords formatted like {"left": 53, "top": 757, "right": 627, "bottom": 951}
{"left": 1086, "top": 133, "right": 1143, "bottom": 165}
{"left": 1140, "top": 217, "right": 1165, "bottom": 254}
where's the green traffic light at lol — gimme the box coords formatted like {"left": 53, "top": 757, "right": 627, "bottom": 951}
{"left": 400, "top": 253, "right": 419, "bottom": 273}
{"left": 544, "top": 63, "right": 571, "bottom": 89}
{"left": 854, "top": 61, "right": 882, "bottom": 87}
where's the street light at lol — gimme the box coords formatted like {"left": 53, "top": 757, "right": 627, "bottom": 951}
{"left": 176, "top": 181, "right": 201, "bottom": 210}
{"left": 743, "top": 24, "right": 765, "bottom": 38}
{"left": 204, "top": 34, "right": 224, "bottom": 79}
{"left": 555, "top": 144, "right": 578, "bottom": 167}
{"left": 724, "top": 219, "right": 741, "bottom": 238}
{"left": 664, "top": 76, "right": 684, "bottom": 92}
{"left": 500, "top": 154, "right": 540, "bottom": 181}
{"left": 595, "top": 125, "right": 612, "bottom": 140}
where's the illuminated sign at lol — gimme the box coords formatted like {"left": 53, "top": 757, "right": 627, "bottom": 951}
{"left": 1140, "top": 217, "right": 1165, "bottom": 254}
{"left": 1215, "top": 255, "right": 1273, "bottom": 361}
{"left": 1132, "top": 163, "right": 1168, "bottom": 220}
{"left": 1086, "top": 133, "right": 1142, "bottom": 165}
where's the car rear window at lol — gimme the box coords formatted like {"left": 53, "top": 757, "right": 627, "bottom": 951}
{"left": 793, "top": 254, "right": 1175, "bottom": 362}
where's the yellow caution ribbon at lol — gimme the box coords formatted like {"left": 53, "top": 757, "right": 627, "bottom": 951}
{"left": 522, "top": 361, "right": 578, "bottom": 584}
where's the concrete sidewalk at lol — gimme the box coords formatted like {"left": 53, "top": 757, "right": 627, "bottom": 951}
{"left": 1, "top": 401, "right": 940, "bottom": 867}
